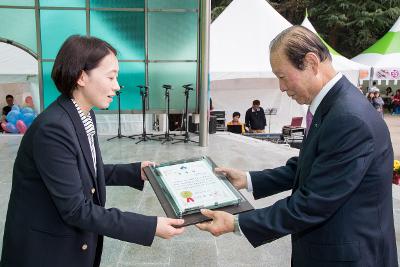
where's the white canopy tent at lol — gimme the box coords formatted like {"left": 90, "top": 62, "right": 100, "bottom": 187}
{"left": 352, "top": 17, "right": 400, "bottom": 68}
{"left": 210, "top": 0, "right": 307, "bottom": 133}
{"left": 301, "top": 16, "right": 370, "bottom": 85}
{"left": 0, "top": 42, "right": 39, "bottom": 112}
{"left": 352, "top": 17, "right": 400, "bottom": 83}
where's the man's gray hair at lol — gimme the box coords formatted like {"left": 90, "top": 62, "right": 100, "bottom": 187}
{"left": 270, "top": 25, "right": 332, "bottom": 70}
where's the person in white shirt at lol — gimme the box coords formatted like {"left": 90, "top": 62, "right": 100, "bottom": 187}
{"left": 369, "top": 81, "right": 380, "bottom": 93}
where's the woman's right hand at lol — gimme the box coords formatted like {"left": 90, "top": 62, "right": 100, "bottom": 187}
{"left": 155, "top": 217, "right": 185, "bottom": 239}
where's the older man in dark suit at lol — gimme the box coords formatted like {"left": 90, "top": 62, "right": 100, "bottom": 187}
{"left": 197, "top": 26, "right": 398, "bottom": 266}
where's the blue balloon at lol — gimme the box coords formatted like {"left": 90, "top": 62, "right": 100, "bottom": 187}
{"left": 18, "top": 111, "right": 24, "bottom": 121}
{"left": 11, "top": 105, "right": 20, "bottom": 112}
{"left": 6, "top": 122, "right": 18, "bottom": 133}
{"left": 21, "top": 107, "right": 34, "bottom": 114}
{"left": 6, "top": 110, "right": 20, "bottom": 124}
{"left": 22, "top": 112, "right": 36, "bottom": 127}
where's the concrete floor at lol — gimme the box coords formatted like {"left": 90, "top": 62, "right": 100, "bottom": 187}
{"left": 386, "top": 114, "right": 400, "bottom": 160}
{"left": 0, "top": 116, "right": 399, "bottom": 266}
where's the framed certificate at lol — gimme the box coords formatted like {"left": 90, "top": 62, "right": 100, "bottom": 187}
{"left": 144, "top": 156, "right": 254, "bottom": 226}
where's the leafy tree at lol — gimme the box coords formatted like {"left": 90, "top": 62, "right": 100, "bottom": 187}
{"left": 269, "top": 0, "right": 308, "bottom": 25}
{"left": 308, "top": 0, "right": 400, "bottom": 57}
{"left": 212, "top": 0, "right": 233, "bottom": 21}
{"left": 212, "top": 0, "right": 400, "bottom": 57}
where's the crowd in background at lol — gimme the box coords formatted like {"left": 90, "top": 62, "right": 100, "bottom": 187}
{"left": 362, "top": 82, "right": 400, "bottom": 117}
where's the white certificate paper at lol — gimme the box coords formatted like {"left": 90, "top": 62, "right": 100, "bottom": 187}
{"left": 157, "top": 160, "right": 239, "bottom": 212}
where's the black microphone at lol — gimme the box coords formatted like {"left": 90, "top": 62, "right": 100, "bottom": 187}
{"left": 116, "top": 85, "right": 124, "bottom": 96}
{"left": 137, "top": 85, "right": 148, "bottom": 96}
{"left": 163, "top": 84, "right": 172, "bottom": 90}
{"left": 182, "top": 83, "right": 193, "bottom": 90}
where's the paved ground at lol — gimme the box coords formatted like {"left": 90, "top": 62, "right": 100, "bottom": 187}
{"left": 0, "top": 115, "right": 399, "bottom": 266}
{"left": 386, "top": 114, "right": 400, "bottom": 160}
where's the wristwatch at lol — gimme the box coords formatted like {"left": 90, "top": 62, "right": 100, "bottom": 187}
{"left": 233, "top": 215, "right": 242, "bottom": 236}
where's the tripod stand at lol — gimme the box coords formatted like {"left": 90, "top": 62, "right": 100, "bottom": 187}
{"left": 129, "top": 85, "right": 159, "bottom": 144}
{"left": 265, "top": 108, "right": 277, "bottom": 134}
{"left": 173, "top": 84, "right": 198, "bottom": 144}
{"left": 107, "top": 88, "right": 130, "bottom": 141}
{"left": 154, "top": 84, "right": 175, "bottom": 144}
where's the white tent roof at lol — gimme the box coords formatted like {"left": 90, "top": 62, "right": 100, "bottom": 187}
{"left": 353, "top": 53, "right": 400, "bottom": 69}
{"left": 301, "top": 17, "right": 369, "bottom": 72}
{"left": 352, "top": 16, "right": 400, "bottom": 68}
{"left": 210, "top": 0, "right": 307, "bottom": 133}
{"left": 0, "top": 42, "right": 37, "bottom": 77}
{"left": 210, "top": 0, "right": 292, "bottom": 80}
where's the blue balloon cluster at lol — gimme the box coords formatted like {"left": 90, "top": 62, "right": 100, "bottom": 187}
{"left": 5, "top": 105, "right": 37, "bottom": 133}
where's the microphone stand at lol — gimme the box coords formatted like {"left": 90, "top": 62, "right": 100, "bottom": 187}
{"left": 173, "top": 83, "right": 198, "bottom": 144}
{"left": 129, "top": 85, "right": 159, "bottom": 144}
{"left": 107, "top": 87, "right": 130, "bottom": 141}
{"left": 154, "top": 84, "right": 176, "bottom": 144}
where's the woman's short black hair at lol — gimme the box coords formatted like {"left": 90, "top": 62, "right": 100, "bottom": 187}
{"left": 51, "top": 35, "right": 117, "bottom": 98}
{"left": 233, "top": 111, "right": 240, "bottom": 117}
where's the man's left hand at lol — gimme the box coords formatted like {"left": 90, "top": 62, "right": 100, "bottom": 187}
{"left": 195, "top": 209, "right": 234, "bottom": 236}
{"left": 140, "top": 161, "right": 156, "bottom": 181}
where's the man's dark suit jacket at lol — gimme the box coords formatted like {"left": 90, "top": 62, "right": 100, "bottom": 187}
{"left": 1, "top": 95, "right": 157, "bottom": 267}
{"left": 239, "top": 76, "right": 398, "bottom": 266}
{"left": 245, "top": 107, "right": 267, "bottom": 130}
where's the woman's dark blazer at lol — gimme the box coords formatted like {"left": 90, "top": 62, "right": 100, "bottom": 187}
{"left": 1, "top": 95, "right": 157, "bottom": 267}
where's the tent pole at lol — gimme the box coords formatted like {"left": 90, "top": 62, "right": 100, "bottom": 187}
{"left": 368, "top": 67, "right": 374, "bottom": 90}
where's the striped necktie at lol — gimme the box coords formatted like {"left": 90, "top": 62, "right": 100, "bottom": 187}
{"left": 305, "top": 108, "right": 313, "bottom": 136}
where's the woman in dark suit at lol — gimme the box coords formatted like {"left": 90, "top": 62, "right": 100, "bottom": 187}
{"left": 0, "top": 35, "right": 185, "bottom": 267}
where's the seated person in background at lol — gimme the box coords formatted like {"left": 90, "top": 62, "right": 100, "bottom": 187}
{"left": 386, "top": 87, "right": 394, "bottom": 97}
{"left": 367, "top": 91, "right": 375, "bottom": 105}
{"left": 384, "top": 87, "right": 394, "bottom": 113}
{"left": 1, "top": 95, "right": 14, "bottom": 132}
{"left": 1, "top": 94, "right": 14, "bottom": 122}
{"left": 392, "top": 89, "right": 400, "bottom": 113}
{"left": 372, "top": 91, "right": 384, "bottom": 117}
{"left": 227, "top": 111, "right": 245, "bottom": 134}
{"left": 245, "top": 100, "right": 266, "bottom": 133}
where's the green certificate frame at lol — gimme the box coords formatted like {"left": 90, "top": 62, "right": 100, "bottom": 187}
{"left": 144, "top": 156, "right": 254, "bottom": 226}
